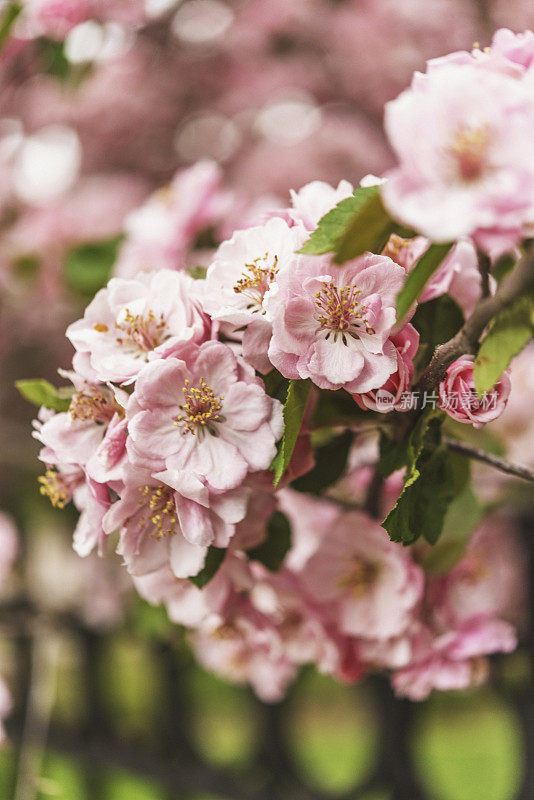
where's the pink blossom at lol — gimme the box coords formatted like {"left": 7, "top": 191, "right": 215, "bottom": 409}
{"left": 104, "top": 465, "right": 248, "bottom": 579}
{"left": 127, "top": 341, "right": 282, "bottom": 492}
{"left": 66, "top": 270, "right": 212, "bottom": 383}
{"left": 33, "top": 379, "right": 128, "bottom": 489}
{"left": 114, "top": 161, "right": 233, "bottom": 278}
{"left": 202, "top": 217, "right": 306, "bottom": 373}
{"left": 266, "top": 252, "right": 404, "bottom": 393}
{"left": 72, "top": 480, "right": 111, "bottom": 557}
{"left": 439, "top": 356, "right": 511, "bottom": 428}
{"left": 133, "top": 565, "right": 210, "bottom": 627}
{"left": 354, "top": 323, "right": 418, "bottom": 413}
{"left": 392, "top": 618, "right": 517, "bottom": 701}
{"left": 475, "top": 29, "right": 534, "bottom": 77}
{"left": 429, "top": 515, "right": 526, "bottom": 631}
{"left": 191, "top": 622, "right": 297, "bottom": 703}
{"left": 23, "top": 0, "right": 93, "bottom": 40}
{"left": 294, "top": 509, "right": 424, "bottom": 640}
{"left": 382, "top": 63, "right": 534, "bottom": 254}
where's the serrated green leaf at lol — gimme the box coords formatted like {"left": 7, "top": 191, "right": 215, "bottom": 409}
{"left": 189, "top": 547, "right": 225, "bottom": 589}
{"left": 271, "top": 379, "right": 312, "bottom": 487}
{"left": 396, "top": 243, "right": 454, "bottom": 321}
{"left": 299, "top": 186, "right": 381, "bottom": 256}
{"left": 246, "top": 510, "right": 292, "bottom": 572}
{"left": 382, "top": 416, "right": 457, "bottom": 546}
{"left": 333, "top": 190, "right": 400, "bottom": 264}
{"left": 474, "top": 294, "right": 534, "bottom": 396}
{"left": 64, "top": 237, "right": 121, "bottom": 296}
{"left": 378, "top": 430, "right": 409, "bottom": 478}
{"left": 16, "top": 379, "right": 72, "bottom": 412}
{"left": 292, "top": 430, "right": 353, "bottom": 493}
{"left": 299, "top": 185, "right": 416, "bottom": 265}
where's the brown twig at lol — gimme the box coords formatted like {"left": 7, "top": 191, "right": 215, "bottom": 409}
{"left": 416, "top": 243, "right": 534, "bottom": 393}
{"left": 444, "top": 437, "right": 534, "bottom": 483}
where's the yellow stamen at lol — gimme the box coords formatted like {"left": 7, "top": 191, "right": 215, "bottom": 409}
{"left": 175, "top": 377, "right": 223, "bottom": 435}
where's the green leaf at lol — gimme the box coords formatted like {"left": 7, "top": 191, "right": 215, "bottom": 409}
{"left": 420, "top": 481, "right": 482, "bottom": 573}
{"left": 189, "top": 547, "right": 226, "bottom": 589}
{"left": 246, "top": 510, "right": 292, "bottom": 572}
{"left": 299, "top": 186, "right": 381, "bottom": 257}
{"left": 0, "top": 3, "right": 22, "bottom": 51}
{"left": 396, "top": 243, "right": 454, "bottom": 321}
{"left": 382, "top": 416, "right": 457, "bottom": 546}
{"left": 378, "top": 430, "right": 409, "bottom": 478}
{"left": 262, "top": 370, "right": 290, "bottom": 404}
{"left": 64, "top": 237, "right": 121, "bottom": 296}
{"left": 16, "top": 379, "right": 72, "bottom": 412}
{"left": 474, "top": 294, "right": 534, "bottom": 396}
{"left": 333, "top": 190, "right": 402, "bottom": 264}
{"left": 271, "top": 379, "right": 312, "bottom": 487}
{"left": 292, "top": 430, "right": 353, "bottom": 493}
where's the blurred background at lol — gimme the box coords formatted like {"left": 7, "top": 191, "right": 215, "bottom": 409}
{"left": 1, "top": 1, "right": 534, "bottom": 798}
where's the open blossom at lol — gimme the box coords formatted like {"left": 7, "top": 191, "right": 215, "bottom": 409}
{"left": 266, "top": 252, "right": 404, "bottom": 393}
{"left": 114, "top": 161, "right": 233, "bottom": 279}
{"left": 66, "top": 270, "right": 212, "bottom": 383}
{"left": 392, "top": 514, "right": 524, "bottom": 700}
{"left": 34, "top": 382, "right": 127, "bottom": 485}
{"left": 392, "top": 617, "right": 517, "bottom": 701}
{"left": 382, "top": 63, "right": 534, "bottom": 255}
{"left": 104, "top": 466, "right": 248, "bottom": 579}
{"left": 127, "top": 341, "right": 283, "bottom": 492}
{"left": 202, "top": 217, "right": 306, "bottom": 372}
{"left": 291, "top": 507, "right": 424, "bottom": 641}
{"left": 354, "top": 323, "right": 419, "bottom": 413}
{"left": 439, "top": 356, "right": 511, "bottom": 428}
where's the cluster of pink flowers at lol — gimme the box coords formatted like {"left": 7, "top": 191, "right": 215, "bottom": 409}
{"left": 132, "top": 494, "right": 523, "bottom": 702}
{"left": 33, "top": 91, "right": 527, "bottom": 702}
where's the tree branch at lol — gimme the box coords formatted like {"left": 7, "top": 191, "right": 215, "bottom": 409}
{"left": 444, "top": 437, "right": 534, "bottom": 483}
{"left": 416, "top": 242, "right": 534, "bottom": 393}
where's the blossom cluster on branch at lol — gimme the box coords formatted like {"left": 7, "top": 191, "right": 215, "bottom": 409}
{"left": 22, "top": 28, "right": 534, "bottom": 701}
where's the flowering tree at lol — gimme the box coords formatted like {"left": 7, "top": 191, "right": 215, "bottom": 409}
{"left": 16, "top": 28, "right": 534, "bottom": 704}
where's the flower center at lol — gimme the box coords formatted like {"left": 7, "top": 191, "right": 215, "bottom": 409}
{"left": 315, "top": 282, "right": 374, "bottom": 343}
{"left": 38, "top": 469, "right": 79, "bottom": 509}
{"left": 233, "top": 252, "right": 279, "bottom": 312}
{"left": 112, "top": 308, "right": 168, "bottom": 353}
{"left": 69, "top": 388, "right": 124, "bottom": 424}
{"left": 175, "top": 378, "right": 224, "bottom": 435}
{"left": 449, "top": 125, "right": 490, "bottom": 182}
{"left": 338, "top": 558, "right": 379, "bottom": 598}
{"left": 138, "top": 484, "right": 177, "bottom": 539}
